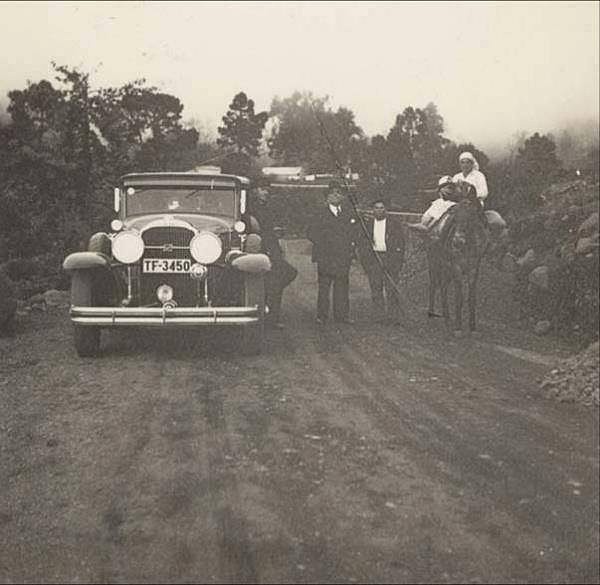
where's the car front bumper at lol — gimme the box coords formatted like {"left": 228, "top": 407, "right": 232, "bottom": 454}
{"left": 70, "top": 305, "right": 261, "bottom": 327}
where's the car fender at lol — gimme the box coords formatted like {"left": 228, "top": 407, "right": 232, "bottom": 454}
{"left": 63, "top": 252, "right": 111, "bottom": 272}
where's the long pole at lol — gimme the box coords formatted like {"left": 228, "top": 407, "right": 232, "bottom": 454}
{"left": 310, "top": 103, "right": 408, "bottom": 319}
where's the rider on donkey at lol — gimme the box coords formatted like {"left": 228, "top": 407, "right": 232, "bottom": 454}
{"left": 409, "top": 175, "right": 462, "bottom": 234}
{"left": 410, "top": 151, "right": 507, "bottom": 237}
{"left": 454, "top": 151, "right": 507, "bottom": 236}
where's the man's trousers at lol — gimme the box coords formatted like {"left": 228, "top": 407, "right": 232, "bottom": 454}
{"left": 364, "top": 252, "right": 401, "bottom": 319}
{"left": 265, "top": 259, "right": 298, "bottom": 322}
{"left": 317, "top": 268, "right": 350, "bottom": 322}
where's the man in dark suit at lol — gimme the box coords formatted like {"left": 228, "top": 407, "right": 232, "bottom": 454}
{"left": 307, "top": 180, "right": 357, "bottom": 324}
{"left": 248, "top": 180, "right": 298, "bottom": 329}
{"left": 357, "top": 197, "right": 405, "bottom": 323}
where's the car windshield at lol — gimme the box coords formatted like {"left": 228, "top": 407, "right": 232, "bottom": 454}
{"left": 125, "top": 186, "right": 235, "bottom": 217}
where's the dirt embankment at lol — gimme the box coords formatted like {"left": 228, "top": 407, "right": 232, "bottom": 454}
{"left": 503, "top": 180, "right": 598, "bottom": 343}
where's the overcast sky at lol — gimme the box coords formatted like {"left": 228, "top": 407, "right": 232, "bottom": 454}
{"left": 1, "top": 1, "right": 598, "bottom": 151}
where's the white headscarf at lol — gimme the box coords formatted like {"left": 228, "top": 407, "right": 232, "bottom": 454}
{"left": 459, "top": 151, "right": 479, "bottom": 171}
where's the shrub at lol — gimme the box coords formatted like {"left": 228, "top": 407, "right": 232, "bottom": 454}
{"left": 1, "top": 252, "right": 69, "bottom": 299}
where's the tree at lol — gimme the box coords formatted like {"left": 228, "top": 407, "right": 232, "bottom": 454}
{"left": 385, "top": 111, "right": 418, "bottom": 199}
{"left": 137, "top": 126, "right": 200, "bottom": 172}
{"left": 7, "top": 80, "right": 63, "bottom": 141}
{"left": 358, "top": 102, "right": 453, "bottom": 209}
{"left": 441, "top": 141, "right": 489, "bottom": 175}
{"left": 268, "top": 91, "right": 364, "bottom": 173}
{"left": 0, "top": 65, "right": 203, "bottom": 261}
{"left": 217, "top": 92, "right": 268, "bottom": 175}
{"left": 515, "top": 132, "right": 562, "bottom": 195}
{"left": 415, "top": 102, "right": 451, "bottom": 179}
{"left": 385, "top": 103, "right": 451, "bottom": 187}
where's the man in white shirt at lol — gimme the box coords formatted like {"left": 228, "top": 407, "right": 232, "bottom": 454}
{"left": 358, "top": 198, "right": 405, "bottom": 323}
{"left": 408, "top": 176, "right": 458, "bottom": 234}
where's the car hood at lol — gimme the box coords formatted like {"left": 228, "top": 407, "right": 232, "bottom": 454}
{"left": 124, "top": 214, "right": 233, "bottom": 234}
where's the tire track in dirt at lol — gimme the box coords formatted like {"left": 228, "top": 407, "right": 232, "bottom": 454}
{"left": 195, "top": 367, "right": 259, "bottom": 584}
{"left": 283, "top": 249, "right": 598, "bottom": 583}
{"left": 334, "top": 341, "right": 597, "bottom": 583}
{"left": 1, "top": 247, "right": 598, "bottom": 584}
{"left": 97, "top": 334, "right": 260, "bottom": 583}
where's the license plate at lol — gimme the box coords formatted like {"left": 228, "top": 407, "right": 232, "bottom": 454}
{"left": 143, "top": 259, "right": 192, "bottom": 273}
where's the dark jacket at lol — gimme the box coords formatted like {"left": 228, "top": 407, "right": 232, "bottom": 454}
{"left": 247, "top": 204, "right": 284, "bottom": 263}
{"left": 307, "top": 205, "right": 356, "bottom": 274}
{"left": 357, "top": 216, "right": 406, "bottom": 273}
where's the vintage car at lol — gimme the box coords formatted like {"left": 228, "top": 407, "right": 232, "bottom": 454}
{"left": 63, "top": 171, "right": 271, "bottom": 356}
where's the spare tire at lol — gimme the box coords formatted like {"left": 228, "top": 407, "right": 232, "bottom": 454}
{"left": 88, "top": 232, "right": 111, "bottom": 256}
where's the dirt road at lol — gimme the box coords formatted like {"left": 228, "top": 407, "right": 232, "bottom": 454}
{"left": 1, "top": 241, "right": 598, "bottom": 583}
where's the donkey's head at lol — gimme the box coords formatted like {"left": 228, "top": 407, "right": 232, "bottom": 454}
{"left": 448, "top": 183, "right": 482, "bottom": 253}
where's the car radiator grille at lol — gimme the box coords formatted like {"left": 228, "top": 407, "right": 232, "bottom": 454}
{"left": 140, "top": 226, "right": 198, "bottom": 306}
{"left": 138, "top": 226, "right": 242, "bottom": 308}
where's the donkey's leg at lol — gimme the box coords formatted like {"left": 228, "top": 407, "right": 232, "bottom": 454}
{"left": 428, "top": 261, "right": 438, "bottom": 316}
{"left": 441, "top": 280, "right": 451, "bottom": 332}
{"left": 454, "top": 275, "right": 463, "bottom": 335}
{"left": 468, "top": 265, "right": 481, "bottom": 332}
{"left": 428, "top": 253, "right": 443, "bottom": 318}
{"left": 428, "top": 262, "right": 435, "bottom": 315}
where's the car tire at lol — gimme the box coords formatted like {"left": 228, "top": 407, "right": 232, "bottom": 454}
{"left": 71, "top": 270, "right": 101, "bottom": 357}
{"left": 240, "top": 274, "right": 265, "bottom": 356}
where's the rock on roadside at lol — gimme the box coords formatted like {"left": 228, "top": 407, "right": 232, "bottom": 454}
{"left": 540, "top": 341, "right": 599, "bottom": 407}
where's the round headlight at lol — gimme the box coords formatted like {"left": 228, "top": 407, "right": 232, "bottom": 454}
{"left": 190, "top": 232, "right": 222, "bottom": 264}
{"left": 112, "top": 231, "right": 144, "bottom": 264}
{"left": 234, "top": 220, "right": 246, "bottom": 234}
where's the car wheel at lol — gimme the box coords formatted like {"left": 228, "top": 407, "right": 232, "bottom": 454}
{"left": 71, "top": 271, "right": 101, "bottom": 357}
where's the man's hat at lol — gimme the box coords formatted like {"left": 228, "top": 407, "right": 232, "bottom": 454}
{"left": 371, "top": 195, "right": 389, "bottom": 206}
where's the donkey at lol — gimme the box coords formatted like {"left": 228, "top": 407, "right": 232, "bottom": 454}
{"left": 428, "top": 183, "right": 490, "bottom": 335}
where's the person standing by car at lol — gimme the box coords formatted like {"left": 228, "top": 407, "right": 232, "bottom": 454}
{"left": 248, "top": 179, "right": 297, "bottom": 329}
{"left": 357, "top": 197, "right": 405, "bottom": 323}
{"left": 307, "top": 180, "right": 357, "bottom": 325}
